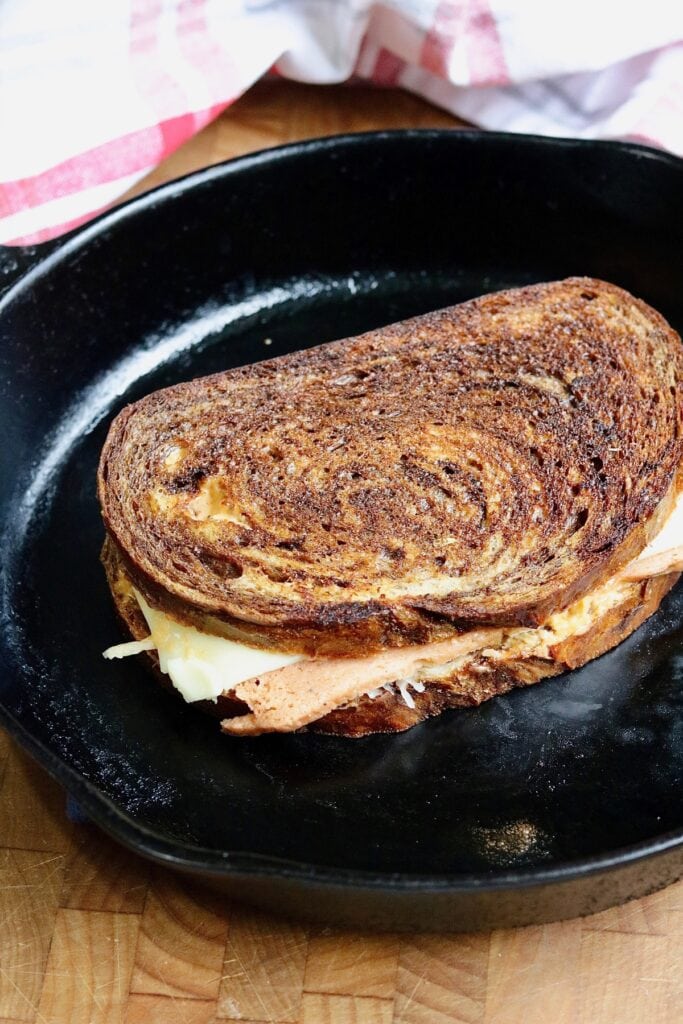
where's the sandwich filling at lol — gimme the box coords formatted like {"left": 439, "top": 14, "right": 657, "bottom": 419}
{"left": 104, "top": 488, "right": 683, "bottom": 734}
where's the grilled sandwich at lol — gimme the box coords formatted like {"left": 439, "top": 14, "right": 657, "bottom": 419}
{"left": 98, "top": 278, "right": 683, "bottom": 736}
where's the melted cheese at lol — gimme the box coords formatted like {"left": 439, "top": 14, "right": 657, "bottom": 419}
{"left": 103, "top": 591, "right": 302, "bottom": 703}
{"left": 102, "top": 487, "right": 683, "bottom": 718}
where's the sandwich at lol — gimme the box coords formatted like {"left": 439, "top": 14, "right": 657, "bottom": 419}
{"left": 98, "top": 278, "right": 683, "bottom": 737}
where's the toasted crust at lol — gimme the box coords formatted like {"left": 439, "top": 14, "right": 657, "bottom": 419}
{"left": 101, "top": 537, "right": 680, "bottom": 737}
{"left": 98, "top": 278, "right": 683, "bottom": 648}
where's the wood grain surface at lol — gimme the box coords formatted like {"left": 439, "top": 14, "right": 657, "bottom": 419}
{"left": 2, "top": 81, "right": 682, "bottom": 1024}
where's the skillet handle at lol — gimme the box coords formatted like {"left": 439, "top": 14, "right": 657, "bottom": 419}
{"left": 0, "top": 238, "right": 65, "bottom": 302}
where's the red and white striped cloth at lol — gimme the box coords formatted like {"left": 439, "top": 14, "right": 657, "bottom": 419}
{"left": 1, "top": 1, "right": 682, "bottom": 246}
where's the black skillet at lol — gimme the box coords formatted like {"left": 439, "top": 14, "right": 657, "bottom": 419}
{"left": 1, "top": 131, "right": 683, "bottom": 931}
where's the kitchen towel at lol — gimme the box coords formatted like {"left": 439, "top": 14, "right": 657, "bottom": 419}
{"left": 1, "top": 1, "right": 682, "bottom": 245}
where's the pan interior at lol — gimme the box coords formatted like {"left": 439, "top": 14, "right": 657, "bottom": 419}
{"left": 1, "top": 134, "right": 682, "bottom": 879}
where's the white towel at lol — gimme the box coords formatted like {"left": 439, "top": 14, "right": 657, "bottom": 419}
{"left": 1, "top": 1, "right": 681, "bottom": 244}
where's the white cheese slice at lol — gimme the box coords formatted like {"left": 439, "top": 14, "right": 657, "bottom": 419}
{"left": 103, "top": 590, "right": 303, "bottom": 703}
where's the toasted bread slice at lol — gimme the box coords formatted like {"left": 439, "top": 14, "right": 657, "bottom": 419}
{"left": 98, "top": 278, "right": 683, "bottom": 649}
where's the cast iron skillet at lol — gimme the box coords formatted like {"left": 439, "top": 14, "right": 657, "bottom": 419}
{"left": 1, "top": 131, "right": 683, "bottom": 932}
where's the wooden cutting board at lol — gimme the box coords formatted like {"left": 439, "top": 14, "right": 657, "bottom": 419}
{"left": 1, "top": 82, "right": 682, "bottom": 1024}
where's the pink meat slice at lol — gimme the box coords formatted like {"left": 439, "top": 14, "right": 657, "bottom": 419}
{"left": 222, "top": 628, "right": 503, "bottom": 736}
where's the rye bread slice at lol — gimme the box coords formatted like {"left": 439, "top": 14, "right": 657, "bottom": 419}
{"left": 98, "top": 278, "right": 683, "bottom": 649}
